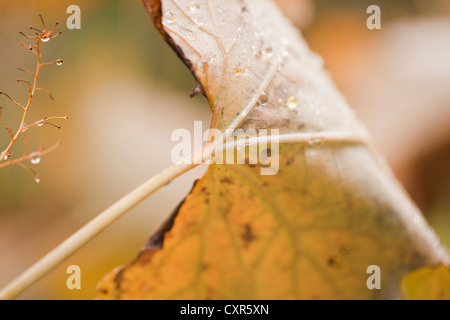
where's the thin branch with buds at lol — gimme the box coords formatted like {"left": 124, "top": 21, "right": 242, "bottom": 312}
{"left": 0, "top": 13, "right": 68, "bottom": 181}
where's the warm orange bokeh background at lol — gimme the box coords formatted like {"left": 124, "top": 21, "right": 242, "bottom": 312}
{"left": 0, "top": 0, "right": 449, "bottom": 299}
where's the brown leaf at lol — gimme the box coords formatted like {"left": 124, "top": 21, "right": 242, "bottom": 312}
{"left": 97, "top": 0, "right": 449, "bottom": 299}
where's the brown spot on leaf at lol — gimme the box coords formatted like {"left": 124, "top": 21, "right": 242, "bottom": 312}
{"left": 220, "top": 177, "right": 233, "bottom": 184}
{"left": 241, "top": 224, "right": 256, "bottom": 245}
{"left": 327, "top": 256, "right": 342, "bottom": 269}
{"left": 201, "top": 186, "right": 210, "bottom": 195}
{"left": 339, "top": 244, "right": 352, "bottom": 256}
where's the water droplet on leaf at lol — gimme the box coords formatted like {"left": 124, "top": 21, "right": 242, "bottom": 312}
{"left": 167, "top": 16, "right": 176, "bottom": 24}
{"left": 197, "top": 60, "right": 206, "bottom": 73}
{"left": 286, "top": 96, "right": 298, "bottom": 110}
{"left": 194, "top": 19, "right": 204, "bottom": 27}
{"left": 308, "top": 136, "right": 325, "bottom": 147}
{"left": 258, "top": 93, "right": 268, "bottom": 105}
{"left": 189, "top": 3, "right": 200, "bottom": 13}
{"left": 261, "top": 47, "right": 273, "bottom": 58}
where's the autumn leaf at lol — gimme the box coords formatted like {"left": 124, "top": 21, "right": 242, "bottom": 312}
{"left": 401, "top": 264, "right": 450, "bottom": 300}
{"left": 97, "top": 0, "right": 449, "bottom": 299}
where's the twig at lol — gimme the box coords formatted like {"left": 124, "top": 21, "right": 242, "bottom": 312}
{"left": 0, "top": 131, "right": 368, "bottom": 299}
{"left": 0, "top": 158, "right": 197, "bottom": 300}
{"left": 0, "top": 14, "right": 66, "bottom": 176}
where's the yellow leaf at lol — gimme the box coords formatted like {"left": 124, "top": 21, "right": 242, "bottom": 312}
{"left": 97, "top": 143, "right": 448, "bottom": 299}
{"left": 401, "top": 264, "right": 450, "bottom": 300}
{"left": 97, "top": 0, "right": 449, "bottom": 299}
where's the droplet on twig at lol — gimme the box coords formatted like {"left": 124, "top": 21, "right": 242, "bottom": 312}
{"left": 258, "top": 93, "right": 268, "bottom": 106}
{"left": 308, "top": 136, "right": 325, "bottom": 147}
{"left": 30, "top": 156, "right": 41, "bottom": 165}
{"left": 21, "top": 123, "right": 29, "bottom": 132}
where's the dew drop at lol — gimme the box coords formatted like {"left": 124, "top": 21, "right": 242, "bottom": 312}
{"left": 41, "top": 36, "right": 50, "bottom": 43}
{"left": 189, "top": 2, "right": 200, "bottom": 13}
{"left": 194, "top": 19, "right": 204, "bottom": 27}
{"left": 31, "top": 156, "right": 41, "bottom": 164}
{"left": 167, "top": 16, "right": 176, "bottom": 24}
{"left": 234, "top": 67, "right": 242, "bottom": 76}
{"left": 21, "top": 123, "right": 29, "bottom": 132}
{"left": 261, "top": 46, "right": 273, "bottom": 58}
{"left": 35, "top": 175, "right": 41, "bottom": 183}
{"left": 56, "top": 59, "right": 63, "bottom": 66}
{"left": 258, "top": 93, "right": 268, "bottom": 105}
{"left": 36, "top": 120, "right": 44, "bottom": 127}
{"left": 308, "top": 136, "right": 325, "bottom": 147}
{"left": 286, "top": 96, "right": 298, "bottom": 110}
{"left": 197, "top": 60, "right": 206, "bottom": 73}
{"left": 3, "top": 154, "right": 9, "bottom": 161}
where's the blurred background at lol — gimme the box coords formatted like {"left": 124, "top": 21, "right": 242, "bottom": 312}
{"left": 0, "top": 0, "right": 449, "bottom": 299}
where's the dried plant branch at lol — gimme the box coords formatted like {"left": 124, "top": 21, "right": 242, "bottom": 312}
{"left": 0, "top": 130, "right": 368, "bottom": 300}
{"left": 0, "top": 107, "right": 14, "bottom": 140}
{"left": 0, "top": 3, "right": 390, "bottom": 301}
{"left": 0, "top": 13, "right": 67, "bottom": 179}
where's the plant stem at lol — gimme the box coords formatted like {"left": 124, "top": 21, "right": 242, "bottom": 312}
{"left": 0, "top": 131, "right": 367, "bottom": 299}
{"left": 0, "top": 39, "right": 41, "bottom": 162}
{"left": 0, "top": 160, "right": 196, "bottom": 300}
